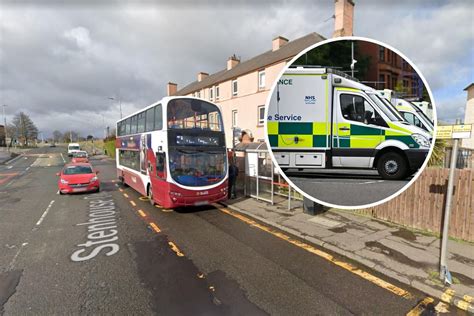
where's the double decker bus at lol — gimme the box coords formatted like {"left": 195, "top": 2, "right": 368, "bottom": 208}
{"left": 116, "top": 97, "right": 228, "bottom": 208}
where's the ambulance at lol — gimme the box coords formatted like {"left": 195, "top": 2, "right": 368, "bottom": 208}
{"left": 391, "top": 98, "right": 434, "bottom": 134}
{"left": 266, "top": 68, "right": 432, "bottom": 180}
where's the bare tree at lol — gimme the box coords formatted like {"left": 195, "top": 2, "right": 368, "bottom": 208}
{"left": 63, "top": 130, "right": 79, "bottom": 143}
{"left": 11, "top": 112, "right": 38, "bottom": 146}
{"left": 52, "top": 130, "right": 62, "bottom": 143}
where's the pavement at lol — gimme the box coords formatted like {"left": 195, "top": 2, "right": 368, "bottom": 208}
{"left": 1, "top": 146, "right": 462, "bottom": 315}
{"left": 286, "top": 168, "right": 411, "bottom": 207}
{"left": 223, "top": 195, "right": 474, "bottom": 313}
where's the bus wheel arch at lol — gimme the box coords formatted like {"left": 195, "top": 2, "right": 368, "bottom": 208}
{"left": 374, "top": 147, "right": 409, "bottom": 180}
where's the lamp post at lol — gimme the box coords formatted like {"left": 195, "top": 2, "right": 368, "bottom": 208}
{"left": 108, "top": 96, "right": 122, "bottom": 119}
{"left": 2, "top": 105, "right": 8, "bottom": 151}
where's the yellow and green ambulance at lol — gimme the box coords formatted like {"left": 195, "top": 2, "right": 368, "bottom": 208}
{"left": 266, "top": 68, "right": 432, "bottom": 180}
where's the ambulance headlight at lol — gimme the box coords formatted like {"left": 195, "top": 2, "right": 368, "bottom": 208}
{"left": 411, "top": 134, "right": 430, "bottom": 148}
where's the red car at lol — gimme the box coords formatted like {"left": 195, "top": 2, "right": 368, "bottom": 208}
{"left": 71, "top": 151, "right": 89, "bottom": 163}
{"left": 57, "top": 163, "right": 100, "bottom": 194}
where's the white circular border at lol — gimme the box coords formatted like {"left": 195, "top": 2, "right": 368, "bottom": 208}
{"left": 263, "top": 36, "right": 437, "bottom": 210}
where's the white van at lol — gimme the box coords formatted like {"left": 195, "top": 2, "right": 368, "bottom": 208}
{"left": 67, "top": 143, "right": 81, "bottom": 157}
{"left": 267, "top": 67, "right": 432, "bottom": 180}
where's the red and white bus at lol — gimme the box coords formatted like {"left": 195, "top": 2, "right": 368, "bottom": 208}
{"left": 116, "top": 97, "right": 228, "bottom": 208}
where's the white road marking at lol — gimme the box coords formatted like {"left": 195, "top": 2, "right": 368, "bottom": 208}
{"left": 36, "top": 200, "right": 55, "bottom": 226}
{"left": 25, "top": 166, "right": 30, "bottom": 171}
{"left": 56, "top": 190, "right": 60, "bottom": 195}
{"left": 361, "top": 180, "right": 385, "bottom": 185}
{"left": 7, "top": 165, "right": 13, "bottom": 169}
{"left": 60, "top": 153, "right": 66, "bottom": 163}
{"left": 8, "top": 242, "right": 28, "bottom": 270}
{"left": 6, "top": 155, "right": 23, "bottom": 165}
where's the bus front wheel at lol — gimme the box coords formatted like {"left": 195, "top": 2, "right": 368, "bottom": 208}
{"left": 148, "top": 185, "right": 155, "bottom": 206}
{"left": 377, "top": 152, "right": 408, "bottom": 180}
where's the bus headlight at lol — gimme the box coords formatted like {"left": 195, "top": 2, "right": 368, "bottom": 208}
{"left": 411, "top": 134, "right": 430, "bottom": 148}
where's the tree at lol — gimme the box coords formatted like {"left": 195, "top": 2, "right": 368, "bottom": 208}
{"left": 87, "top": 135, "right": 94, "bottom": 141}
{"left": 293, "top": 41, "right": 371, "bottom": 80}
{"left": 63, "top": 130, "right": 79, "bottom": 143}
{"left": 52, "top": 130, "right": 63, "bottom": 143}
{"left": 11, "top": 112, "right": 38, "bottom": 146}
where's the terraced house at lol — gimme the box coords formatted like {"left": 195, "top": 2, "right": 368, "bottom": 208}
{"left": 166, "top": 0, "right": 355, "bottom": 148}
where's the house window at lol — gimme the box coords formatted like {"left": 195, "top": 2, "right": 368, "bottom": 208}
{"left": 378, "top": 74, "right": 384, "bottom": 89}
{"left": 197, "top": 91, "right": 201, "bottom": 98}
{"left": 216, "top": 85, "right": 220, "bottom": 100}
{"left": 232, "top": 110, "right": 238, "bottom": 127}
{"left": 258, "top": 70, "right": 265, "bottom": 90}
{"left": 209, "top": 87, "right": 214, "bottom": 100}
{"left": 258, "top": 105, "right": 265, "bottom": 125}
{"left": 379, "top": 46, "right": 385, "bottom": 61}
{"left": 232, "top": 80, "right": 238, "bottom": 96}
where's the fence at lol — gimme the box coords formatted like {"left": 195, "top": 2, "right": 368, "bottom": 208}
{"left": 360, "top": 167, "right": 474, "bottom": 241}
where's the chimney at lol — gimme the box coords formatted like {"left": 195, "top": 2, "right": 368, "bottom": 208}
{"left": 197, "top": 72, "right": 209, "bottom": 82}
{"left": 333, "top": 0, "right": 355, "bottom": 37}
{"left": 272, "top": 36, "right": 289, "bottom": 51}
{"left": 227, "top": 55, "right": 240, "bottom": 70}
{"left": 167, "top": 82, "right": 177, "bottom": 96}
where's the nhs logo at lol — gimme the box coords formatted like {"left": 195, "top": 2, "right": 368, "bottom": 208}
{"left": 305, "top": 95, "right": 316, "bottom": 104}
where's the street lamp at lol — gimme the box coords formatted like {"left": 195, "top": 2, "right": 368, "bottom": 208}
{"left": 108, "top": 96, "right": 123, "bottom": 119}
{"left": 2, "top": 105, "right": 8, "bottom": 151}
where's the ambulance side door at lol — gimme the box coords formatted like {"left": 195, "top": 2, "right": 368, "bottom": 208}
{"left": 332, "top": 91, "right": 384, "bottom": 168}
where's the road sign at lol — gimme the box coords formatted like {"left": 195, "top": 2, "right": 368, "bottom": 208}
{"left": 436, "top": 124, "right": 472, "bottom": 139}
{"left": 436, "top": 125, "right": 453, "bottom": 139}
{"left": 452, "top": 124, "right": 472, "bottom": 139}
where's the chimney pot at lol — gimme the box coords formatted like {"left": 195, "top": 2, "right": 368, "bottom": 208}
{"left": 167, "top": 82, "right": 178, "bottom": 96}
{"left": 227, "top": 55, "right": 240, "bottom": 70}
{"left": 333, "top": 0, "right": 355, "bottom": 38}
{"left": 272, "top": 36, "right": 289, "bottom": 51}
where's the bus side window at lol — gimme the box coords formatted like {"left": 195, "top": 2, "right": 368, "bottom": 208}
{"left": 156, "top": 153, "right": 166, "bottom": 179}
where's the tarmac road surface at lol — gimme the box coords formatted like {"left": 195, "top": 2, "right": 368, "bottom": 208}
{"left": 286, "top": 168, "right": 411, "bottom": 207}
{"left": 0, "top": 146, "right": 462, "bottom": 315}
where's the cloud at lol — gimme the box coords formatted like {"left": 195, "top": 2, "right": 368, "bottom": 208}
{"left": 0, "top": 0, "right": 472, "bottom": 138}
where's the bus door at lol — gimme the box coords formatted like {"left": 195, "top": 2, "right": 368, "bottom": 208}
{"left": 150, "top": 151, "right": 168, "bottom": 206}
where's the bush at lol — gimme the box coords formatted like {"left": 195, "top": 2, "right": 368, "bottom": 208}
{"left": 104, "top": 140, "right": 116, "bottom": 159}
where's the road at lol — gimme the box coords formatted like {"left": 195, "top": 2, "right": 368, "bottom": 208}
{"left": 0, "top": 146, "right": 460, "bottom": 315}
{"left": 286, "top": 169, "right": 411, "bottom": 207}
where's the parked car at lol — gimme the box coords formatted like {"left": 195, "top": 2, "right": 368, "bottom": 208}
{"left": 71, "top": 151, "right": 89, "bottom": 163}
{"left": 57, "top": 163, "right": 100, "bottom": 194}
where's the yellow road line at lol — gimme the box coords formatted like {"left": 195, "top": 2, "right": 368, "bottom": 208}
{"left": 130, "top": 200, "right": 136, "bottom": 207}
{"left": 406, "top": 297, "right": 434, "bottom": 316}
{"left": 138, "top": 210, "right": 147, "bottom": 217}
{"left": 139, "top": 196, "right": 149, "bottom": 201}
{"left": 463, "top": 295, "right": 473, "bottom": 303}
{"left": 217, "top": 205, "right": 412, "bottom": 299}
{"left": 149, "top": 222, "right": 161, "bottom": 233}
{"left": 161, "top": 208, "right": 174, "bottom": 213}
{"left": 168, "top": 241, "right": 184, "bottom": 257}
{"left": 441, "top": 288, "right": 454, "bottom": 303}
{"left": 123, "top": 193, "right": 129, "bottom": 198}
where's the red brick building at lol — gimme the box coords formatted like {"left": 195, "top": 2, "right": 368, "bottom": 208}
{"left": 358, "top": 42, "right": 422, "bottom": 99}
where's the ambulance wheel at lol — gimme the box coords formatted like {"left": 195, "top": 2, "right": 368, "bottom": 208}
{"left": 377, "top": 152, "right": 408, "bottom": 180}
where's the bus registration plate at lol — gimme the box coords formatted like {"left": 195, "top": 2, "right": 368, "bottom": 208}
{"left": 194, "top": 200, "right": 208, "bottom": 206}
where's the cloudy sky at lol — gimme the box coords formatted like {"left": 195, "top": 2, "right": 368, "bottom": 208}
{"left": 0, "top": 0, "right": 473, "bottom": 138}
